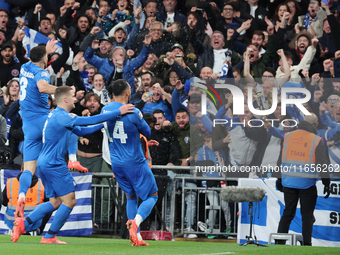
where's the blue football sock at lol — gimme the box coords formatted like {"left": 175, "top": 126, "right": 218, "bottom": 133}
{"left": 137, "top": 196, "right": 158, "bottom": 221}
{"left": 44, "top": 204, "right": 72, "bottom": 239}
{"left": 68, "top": 133, "right": 78, "bottom": 159}
{"left": 18, "top": 170, "right": 33, "bottom": 195}
{"left": 126, "top": 196, "right": 138, "bottom": 220}
{"left": 24, "top": 202, "right": 55, "bottom": 229}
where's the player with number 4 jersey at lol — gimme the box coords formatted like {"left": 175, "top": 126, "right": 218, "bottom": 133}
{"left": 103, "top": 79, "right": 158, "bottom": 247}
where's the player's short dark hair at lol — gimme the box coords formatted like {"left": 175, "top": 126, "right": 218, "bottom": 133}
{"left": 30, "top": 45, "right": 47, "bottom": 63}
{"left": 144, "top": 113, "right": 157, "bottom": 125}
{"left": 55, "top": 86, "right": 72, "bottom": 104}
{"left": 153, "top": 109, "right": 165, "bottom": 115}
{"left": 176, "top": 109, "right": 188, "bottom": 116}
{"left": 108, "top": 79, "right": 129, "bottom": 98}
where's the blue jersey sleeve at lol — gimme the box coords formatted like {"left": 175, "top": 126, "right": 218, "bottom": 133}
{"left": 57, "top": 112, "right": 79, "bottom": 129}
{"left": 72, "top": 124, "right": 103, "bottom": 136}
{"left": 35, "top": 70, "right": 50, "bottom": 83}
{"left": 132, "top": 109, "right": 151, "bottom": 137}
{"left": 74, "top": 110, "right": 121, "bottom": 126}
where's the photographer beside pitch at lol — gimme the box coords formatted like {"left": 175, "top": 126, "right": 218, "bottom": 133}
{"left": 276, "top": 113, "right": 330, "bottom": 246}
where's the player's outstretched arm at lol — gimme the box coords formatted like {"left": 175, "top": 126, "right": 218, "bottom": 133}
{"left": 72, "top": 124, "right": 104, "bottom": 136}
{"left": 37, "top": 80, "right": 57, "bottom": 95}
{"left": 75, "top": 104, "right": 135, "bottom": 126}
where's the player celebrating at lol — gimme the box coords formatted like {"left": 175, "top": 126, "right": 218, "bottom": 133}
{"left": 103, "top": 79, "right": 158, "bottom": 247}
{"left": 17, "top": 42, "right": 59, "bottom": 219}
{"left": 12, "top": 86, "right": 134, "bottom": 243}
{"left": 16, "top": 42, "right": 85, "bottom": 221}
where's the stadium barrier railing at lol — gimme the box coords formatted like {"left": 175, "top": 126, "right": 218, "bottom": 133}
{"left": 92, "top": 165, "right": 239, "bottom": 239}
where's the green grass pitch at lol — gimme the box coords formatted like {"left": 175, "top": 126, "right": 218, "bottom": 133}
{"left": 1, "top": 235, "right": 340, "bottom": 255}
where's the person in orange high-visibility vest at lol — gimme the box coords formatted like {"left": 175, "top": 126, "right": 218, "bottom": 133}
{"left": 276, "top": 113, "right": 330, "bottom": 246}
{"left": 2, "top": 171, "right": 45, "bottom": 233}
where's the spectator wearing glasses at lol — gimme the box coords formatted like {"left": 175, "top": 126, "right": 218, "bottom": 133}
{"left": 0, "top": 9, "right": 14, "bottom": 42}
{"left": 284, "top": 0, "right": 302, "bottom": 33}
{"left": 156, "top": 0, "right": 187, "bottom": 29}
{"left": 136, "top": 21, "right": 172, "bottom": 56}
{"left": 204, "top": 1, "right": 245, "bottom": 37}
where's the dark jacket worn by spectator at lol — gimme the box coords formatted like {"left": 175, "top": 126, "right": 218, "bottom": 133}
{"left": 55, "top": 13, "right": 91, "bottom": 54}
{"left": 0, "top": 57, "right": 20, "bottom": 86}
{"left": 240, "top": 2, "right": 268, "bottom": 32}
{"left": 188, "top": 28, "right": 241, "bottom": 77}
{"left": 156, "top": 8, "right": 187, "bottom": 28}
{"left": 149, "top": 128, "right": 181, "bottom": 175}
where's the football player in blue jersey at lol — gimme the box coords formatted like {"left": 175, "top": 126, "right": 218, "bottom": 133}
{"left": 16, "top": 41, "right": 85, "bottom": 221}
{"left": 103, "top": 79, "right": 158, "bottom": 246}
{"left": 12, "top": 86, "right": 134, "bottom": 243}
{"left": 17, "top": 41, "right": 59, "bottom": 220}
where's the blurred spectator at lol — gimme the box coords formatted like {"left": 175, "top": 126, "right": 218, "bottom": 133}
{"left": 92, "top": 73, "right": 110, "bottom": 105}
{"left": 136, "top": 21, "right": 172, "bottom": 56}
{"left": 156, "top": 0, "right": 187, "bottom": 28}
{"left": 80, "top": 26, "right": 112, "bottom": 58}
{"left": 84, "top": 33, "right": 152, "bottom": 98}
{"left": 133, "top": 71, "right": 153, "bottom": 103}
{"left": 77, "top": 92, "right": 104, "bottom": 227}
{"left": 0, "top": 78, "right": 19, "bottom": 116}
{"left": 215, "top": 101, "right": 258, "bottom": 177}
{"left": 148, "top": 109, "right": 180, "bottom": 230}
{"left": 150, "top": 44, "right": 195, "bottom": 83}
{"left": 318, "top": 19, "right": 336, "bottom": 60}
{"left": 196, "top": 134, "right": 231, "bottom": 238}
{"left": 240, "top": 0, "right": 268, "bottom": 31}
{"left": 0, "top": 43, "right": 20, "bottom": 86}
{"left": 56, "top": 11, "right": 91, "bottom": 54}
{"left": 104, "top": 0, "right": 134, "bottom": 34}
{"left": 298, "top": 0, "right": 326, "bottom": 38}
{"left": 163, "top": 109, "right": 202, "bottom": 237}
{"left": 134, "top": 0, "right": 158, "bottom": 29}
{"left": 136, "top": 78, "right": 174, "bottom": 121}
{"left": 0, "top": 9, "right": 14, "bottom": 42}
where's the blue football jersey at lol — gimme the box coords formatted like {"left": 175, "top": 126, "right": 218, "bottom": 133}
{"left": 19, "top": 62, "right": 50, "bottom": 119}
{"left": 102, "top": 102, "right": 151, "bottom": 167}
{"left": 38, "top": 107, "right": 79, "bottom": 168}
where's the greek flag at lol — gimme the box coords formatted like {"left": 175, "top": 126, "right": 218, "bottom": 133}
{"left": 22, "top": 27, "right": 74, "bottom": 66}
{"left": 22, "top": 27, "right": 62, "bottom": 59}
{"left": 237, "top": 178, "right": 340, "bottom": 247}
{"left": 0, "top": 170, "right": 93, "bottom": 236}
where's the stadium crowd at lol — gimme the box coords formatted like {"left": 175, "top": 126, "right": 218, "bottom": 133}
{"left": 0, "top": 0, "right": 339, "bottom": 240}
